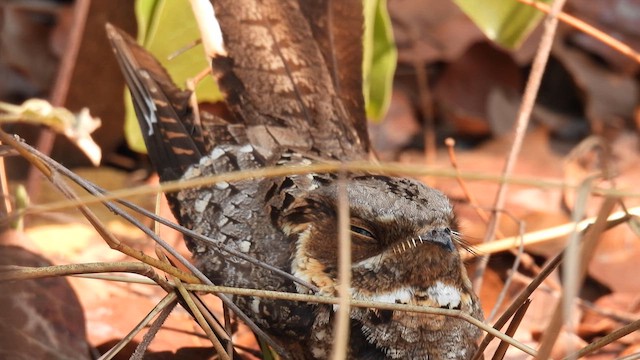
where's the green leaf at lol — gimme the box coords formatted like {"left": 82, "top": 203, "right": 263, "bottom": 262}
{"left": 125, "top": 0, "right": 223, "bottom": 153}
{"left": 453, "top": 0, "right": 552, "bottom": 49}
{"left": 11, "top": 185, "right": 29, "bottom": 231}
{"left": 362, "top": 0, "right": 397, "bottom": 121}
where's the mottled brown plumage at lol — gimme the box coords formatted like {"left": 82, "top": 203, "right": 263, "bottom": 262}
{"left": 107, "top": 1, "right": 483, "bottom": 358}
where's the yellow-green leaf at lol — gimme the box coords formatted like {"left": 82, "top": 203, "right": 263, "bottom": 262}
{"left": 126, "top": 0, "right": 398, "bottom": 151}
{"left": 362, "top": 0, "right": 397, "bottom": 121}
{"left": 453, "top": 0, "right": 552, "bottom": 49}
{"left": 125, "top": 0, "right": 223, "bottom": 153}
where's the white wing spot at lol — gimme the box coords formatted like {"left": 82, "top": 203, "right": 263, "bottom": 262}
{"left": 250, "top": 298, "right": 261, "bottom": 314}
{"left": 194, "top": 193, "right": 212, "bottom": 213}
{"left": 427, "top": 281, "right": 461, "bottom": 308}
{"left": 211, "top": 147, "right": 225, "bottom": 160}
{"left": 239, "top": 144, "right": 253, "bottom": 153}
{"left": 365, "top": 287, "right": 413, "bottom": 304}
{"left": 239, "top": 241, "right": 251, "bottom": 253}
{"left": 215, "top": 181, "right": 230, "bottom": 190}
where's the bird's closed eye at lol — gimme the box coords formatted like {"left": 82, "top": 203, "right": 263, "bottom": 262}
{"left": 350, "top": 224, "right": 376, "bottom": 241}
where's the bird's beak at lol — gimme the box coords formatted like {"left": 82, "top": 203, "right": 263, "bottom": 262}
{"left": 423, "top": 227, "right": 455, "bottom": 252}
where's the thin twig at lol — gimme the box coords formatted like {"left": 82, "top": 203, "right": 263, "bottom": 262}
{"left": 192, "top": 296, "right": 233, "bottom": 349}
{"left": 222, "top": 303, "right": 234, "bottom": 359}
{"left": 186, "top": 66, "right": 212, "bottom": 130}
{"left": 446, "top": 138, "right": 558, "bottom": 319}
{"left": 130, "top": 297, "right": 178, "bottom": 360}
{"left": 98, "top": 292, "right": 178, "bottom": 360}
{"left": 182, "top": 283, "right": 538, "bottom": 357}
{"left": 168, "top": 38, "right": 203, "bottom": 60}
{"left": 445, "top": 138, "right": 497, "bottom": 233}
{"left": 562, "top": 175, "right": 600, "bottom": 356}
{"left": 491, "top": 299, "right": 531, "bottom": 360}
{"left": 12, "top": 160, "right": 640, "bottom": 221}
{"left": 157, "top": 245, "right": 234, "bottom": 358}
{"left": 70, "top": 273, "right": 157, "bottom": 284}
{"left": 27, "top": 0, "right": 91, "bottom": 199}
{"left": 487, "top": 217, "right": 525, "bottom": 322}
{"left": 536, "top": 197, "right": 616, "bottom": 359}
{"left": 331, "top": 174, "right": 352, "bottom": 359}
{"left": 473, "top": 0, "right": 569, "bottom": 292}
{"left": 563, "top": 319, "right": 640, "bottom": 359}
{"left": 471, "top": 251, "right": 561, "bottom": 359}
{"left": 512, "top": 272, "right": 639, "bottom": 324}
{"left": 1, "top": 131, "right": 287, "bottom": 355}
{"left": 14, "top": 139, "right": 317, "bottom": 292}
{"left": 0, "top": 130, "right": 199, "bottom": 285}
{"left": 516, "top": 0, "right": 640, "bottom": 64}
{"left": 466, "top": 206, "right": 635, "bottom": 258}
{"left": 0, "top": 262, "right": 164, "bottom": 286}
{"left": 173, "top": 274, "right": 230, "bottom": 360}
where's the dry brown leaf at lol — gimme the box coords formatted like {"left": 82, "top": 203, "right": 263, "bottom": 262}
{"left": 0, "top": 243, "right": 90, "bottom": 360}
{"left": 589, "top": 225, "right": 640, "bottom": 293}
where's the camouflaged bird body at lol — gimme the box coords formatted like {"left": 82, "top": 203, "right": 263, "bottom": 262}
{"left": 108, "top": 0, "right": 484, "bottom": 357}
{"left": 173, "top": 136, "right": 483, "bottom": 359}
{"left": 173, "top": 137, "right": 318, "bottom": 338}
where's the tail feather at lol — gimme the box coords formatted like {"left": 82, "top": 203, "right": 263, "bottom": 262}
{"left": 106, "top": 23, "right": 205, "bottom": 181}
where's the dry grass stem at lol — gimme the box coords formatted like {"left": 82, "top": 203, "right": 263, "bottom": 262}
{"left": 472, "top": 250, "right": 564, "bottom": 359}
{"left": 12, "top": 160, "right": 640, "bottom": 221}
{"left": 157, "top": 246, "right": 231, "bottom": 359}
{"left": 1, "top": 130, "right": 287, "bottom": 355}
{"left": 473, "top": 0, "right": 569, "bottom": 292}
{"left": 512, "top": 272, "right": 639, "bottom": 324}
{"left": 491, "top": 299, "right": 531, "bottom": 360}
{"left": 331, "top": 176, "right": 352, "bottom": 359}
{"left": 562, "top": 175, "right": 599, "bottom": 349}
{"left": 467, "top": 205, "right": 638, "bottom": 258}
{"left": 98, "top": 292, "right": 178, "bottom": 360}
{"left": 536, "top": 197, "right": 616, "bottom": 359}
{"left": 130, "top": 298, "right": 178, "bottom": 360}
{"left": 486, "top": 217, "right": 525, "bottom": 322}
{"left": 181, "top": 284, "right": 537, "bottom": 357}
{"left": 70, "top": 273, "right": 158, "bottom": 284}
{"left": 173, "top": 274, "right": 231, "bottom": 360}
{"left": 185, "top": 66, "right": 212, "bottom": 131}
{"left": 563, "top": 319, "right": 640, "bottom": 359}
{"left": 0, "top": 262, "right": 163, "bottom": 285}
{"left": 516, "top": 0, "right": 640, "bottom": 63}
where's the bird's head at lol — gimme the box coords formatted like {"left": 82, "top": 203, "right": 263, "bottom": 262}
{"left": 279, "top": 174, "right": 482, "bottom": 358}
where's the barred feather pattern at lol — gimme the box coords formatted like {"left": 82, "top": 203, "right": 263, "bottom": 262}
{"left": 107, "top": 0, "right": 483, "bottom": 358}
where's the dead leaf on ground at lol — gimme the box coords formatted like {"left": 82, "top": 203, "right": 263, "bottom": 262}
{"left": 0, "top": 243, "right": 90, "bottom": 360}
